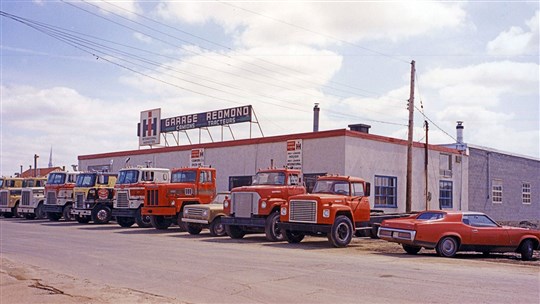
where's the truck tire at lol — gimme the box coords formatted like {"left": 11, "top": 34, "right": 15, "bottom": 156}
{"left": 35, "top": 203, "right": 46, "bottom": 219}
{"left": 117, "top": 216, "right": 135, "bottom": 228}
{"left": 92, "top": 205, "right": 112, "bottom": 224}
{"left": 24, "top": 213, "right": 36, "bottom": 220}
{"left": 328, "top": 215, "right": 354, "bottom": 248}
{"left": 150, "top": 215, "right": 171, "bottom": 230}
{"left": 75, "top": 215, "right": 91, "bottom": 224}
{"left": 209, "top": 217, "right": 226, "bottom": 237}
{"left": 370, "top": 224, "right": 380, "bottom": 239}
{"left": 13, "top": 203, "right": 22, "bottom": 218}
{"left": 264, "top": 211, "right": 285, "bottom": 242}
{"left": 187, "top": 223, "right": 203, "bottom": 235}
{"left": 135, "top": 208, "right": 152, "bottom": 228}
{"left": 47, "top": 212, "right": 62, "bottom": 221}
{"left": 63, "top": 204, "right": 75, "bottom": 221}
{"left": 226, "top": 225, "right": 245, "bottom": 239}
{"left": 283, "top": 230, "right": 305, "bottom": 244}
{"left": 177, "top": 212, "right": 188, "bottom": 231}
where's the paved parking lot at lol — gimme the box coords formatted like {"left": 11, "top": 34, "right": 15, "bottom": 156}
{"left": 1, "top": 218, "right": 539, "bottom": 303}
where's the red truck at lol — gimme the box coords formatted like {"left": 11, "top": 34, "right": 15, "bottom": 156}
{"left": 221, "top": 168, "right": 306, "bottom": 241}
{"left": 142, "top": 167, "right": 217, "bottom": 230}
{"left": 278, "top": 174, "right": 409, "bottom": 247}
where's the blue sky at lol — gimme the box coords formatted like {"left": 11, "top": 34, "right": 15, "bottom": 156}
{"left": 1, "top": 1, "right": 539, "bottom": 176}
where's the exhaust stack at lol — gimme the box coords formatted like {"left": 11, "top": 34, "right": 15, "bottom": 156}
{"left": 313, "top": 103, "right": 320, "bottom": 132}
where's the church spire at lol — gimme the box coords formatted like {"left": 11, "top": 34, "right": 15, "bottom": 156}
{"left": 48, "top": 146, "right": 53, "bottom": 168}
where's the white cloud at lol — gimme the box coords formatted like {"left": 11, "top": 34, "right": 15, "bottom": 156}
{"left": 487, "top": 10, "right": 539, "bottom": 56}
{"left": 93, "top": 0, "right": 142, "bottom": 19}
{"left": 133, "top": 32, "right": 153, "bottom": 44}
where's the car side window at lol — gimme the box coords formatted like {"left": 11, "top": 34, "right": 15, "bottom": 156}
{"left": 467, "top": 215, "right": 498, "bottom": 227}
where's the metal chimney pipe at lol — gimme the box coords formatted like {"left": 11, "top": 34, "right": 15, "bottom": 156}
{"left": 313, "top": 103, "right": 320, "bottom": 132}
{"left": 456, "top": 121, "right": 464, "bottom": 144}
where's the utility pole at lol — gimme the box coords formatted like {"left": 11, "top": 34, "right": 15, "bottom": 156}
{"left": 405, "top": 60, "right": 415, "bottom": 213}
{"left": 424, "top": 120, "right": 429, "bottom": 210}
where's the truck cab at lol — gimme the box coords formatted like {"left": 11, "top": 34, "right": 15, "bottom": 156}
{"left": 43, "top": 171, "right": 79, "bottom": 221}
{"left": 278, "top": 175, "right": 371, "bottom": 247}
{"left": 113, "top": 167, "right": 171, "bottom": 228}
{"left": 0, "top": 178, "right": 29, "bottom": 218}
{"left": 221, "top": 168, "right": 306, "bottom": 241}
{"left": 18, "top": 177, "right": 48, "bottom": 219}
{"left": 142, "top": 167, "right": 216, "bottom": 230}
{"left": 71, "top": 172, "right": 117, "bottom": 224}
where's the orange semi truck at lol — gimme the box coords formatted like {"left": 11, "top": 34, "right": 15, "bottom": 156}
{"left": 278, "top": 174, "right": 409, "bottom": 247}
{"left": 221, "top": 168, "right": 306, "bottom": 241}
{"left": 142, "top": 167, "right": 217, "bottom": 230}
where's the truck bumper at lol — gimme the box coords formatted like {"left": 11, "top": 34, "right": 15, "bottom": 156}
{"left": 112, "top": 208, "right": 137, "bottom": 218}
{"left": 142, "top": 207, "right": 176, "bottom": 216}
{"left": 71, "top": 209, "right": 91, "bottom": 216}
{"left": 277, "top": 222, "right": 332, "bottom": 234}
{"left": 221, "top": 217, "right": 265, "bottom": 227}
{"left": 43, "top": 205, "right": 63, "bottom": 213}
{"left": 18, "top": 207, "right": 35, "bottom": 214}
{"left": 0, "top": 207, "right": 13, "bottom": 213}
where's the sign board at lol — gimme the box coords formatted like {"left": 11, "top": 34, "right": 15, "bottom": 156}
{"left": 139, "top": 108, "right": 161, "bottom": 146}
{"left": 162, "top": 105, "right": 252, "bottom": 132}
{"left": 286, "top": 139, "right": 302, "bottom": 171}
{"left": 190, "top": 148, "right": 205, "bottom": 167}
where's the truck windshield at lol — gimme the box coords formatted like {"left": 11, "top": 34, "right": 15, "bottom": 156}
{"left": 252, "top": 172, "right": 286, "bottom": 185}
{"left": 76, "top": 174, "right": 96, "bottom": 187}
{"left": 171, "top": 171, "right": 196, "bottom": 183}
{"left": 117, "top": 170, "right": 139, "bottom": 184}
{"left": 0, "top": 179, "right": 3, "bottom": 188}
{"left": 47, "top": 173, "right": 66, "bottom": 185}
{"left": 313, "top": 180, "right": 350, "bottom": 195}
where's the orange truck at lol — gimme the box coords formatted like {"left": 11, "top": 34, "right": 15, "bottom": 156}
{"left": 142, "top": 167, "right": 217, "bottom": 230}
{"left": 221, "top": 168, "right": 306, "bottom": 241}
{"left": 278, "top": 174, "right": 408, "bottom": 247}
{"left": 43, "top": 171, "right": 79, "bottom": 221}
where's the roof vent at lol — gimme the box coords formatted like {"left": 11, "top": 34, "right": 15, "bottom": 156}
{"left": 348, "top": 124, "right": 371, "bottom": 134}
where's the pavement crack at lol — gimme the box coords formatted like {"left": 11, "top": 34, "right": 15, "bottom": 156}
{"left": 29, "top": 279, "right": 67, "bottom": 296}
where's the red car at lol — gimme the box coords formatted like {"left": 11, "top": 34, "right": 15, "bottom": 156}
{"left": 378, "top": 211, "right": 540, "bottom": 260}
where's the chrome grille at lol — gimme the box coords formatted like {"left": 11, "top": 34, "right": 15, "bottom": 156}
{"left": 232, "top": 192, "right": 254, "bottom": 218}
{"left": 185, "top": 207, "right": 205, "bottom": 217}
{"left": 46, "top": 191, "right": 57, "bottom": 205}
{"left": 75, "top": 193, "right": 85, "bottom": 209}
{"left": 21, "top": 190, "right": 31, "bottom": 206}
{"left": 116, "top": 191, "right": 129, "bottom": 208}
{"left": 0, "top": 191, "right": 8, "bottom": 206}
{"left": 289, "top": 200, "right": 317, "bottom": 223}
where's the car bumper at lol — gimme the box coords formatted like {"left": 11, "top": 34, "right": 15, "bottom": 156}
{"left": 277, "top": 222, "right": 332, "bottom": 234}
{"left": 182, "top": 218, "right": 210, "bottom": 225}
{"left": 378, "top": 227, "right": 417, "bottom": 242}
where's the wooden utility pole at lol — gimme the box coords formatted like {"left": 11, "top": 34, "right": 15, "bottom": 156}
{"left": 405, "top": 60, "right": 415, "bottom": 213}
{"left": 424, "top": 120, "right": 429, "bottom": 210}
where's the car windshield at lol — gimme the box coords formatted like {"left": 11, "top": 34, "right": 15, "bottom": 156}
{"left": 117, "top": 170, "right": 139, "bottom": 184}
{"left": 76, "top": 174, "right": 97, "bottom": 187}
{"left": 171, "top": 170, "right": 196, "bottom": 183}
{"left": 312, "top": 180, "right": 350, "bottom": 195}
{"left": 252, "top": 172, "right": 286, "bottom": 185}
{"left": 211, "top": 193, "right": 229, "bottom": 204}
{"left": 416, "top": 212, "right": 445, "bottom": 220}
{"left": 48, "top": 173, "right": 66, "bottom": 185}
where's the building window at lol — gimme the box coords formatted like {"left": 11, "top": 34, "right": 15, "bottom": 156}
{"left": 522, "top": 182, "right": 531, "bottom": 204}
{"left": 492, "top": 180, "right": 503, "bottom": 204}
{"left": 439, "top": 154, "right": 452, "bottom": 177}
{"left": 439, "top": 180, "right": 453, "bottom": 208}
{"left": 374, "top": 176, "right": 397, "bottom": 208}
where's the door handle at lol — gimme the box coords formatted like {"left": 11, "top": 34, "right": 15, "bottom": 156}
{"left": 472, "top": 229, "right": 478, "bottom": 233}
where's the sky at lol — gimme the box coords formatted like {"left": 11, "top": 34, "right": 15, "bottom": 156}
{"left": 1, "top": 0, "right": 539, "bottom": 176}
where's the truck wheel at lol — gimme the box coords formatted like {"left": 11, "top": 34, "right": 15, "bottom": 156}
{"left": 187, "top": 223, "right": 203, "bottom": 235}
{"left": 117, "top": 216, "right": 135, "bottom": 228}
{"left": 92, "top": 206, "right": 112, "bottom": 224}
{"left": 13, "top": 203, "right": 22, "bottom": 218}
{"left": 3, "top": 212, "right": 13, "bottom": 218}
{"left": 328, "top": 215, "right": 354, "bottom": 248}
{"left": 370, "top": 225, "right": 380, "bottom": 239}
{"left": 24, "top": 214, "right": 36, "bottom": 220}
{"left": 284, "top": 230, "right": 305, "bottom": 244}
{"left": 437, "top": 236, "right": 459, "bottom": 258}
{"left": 150, "top": 215, "right": 171, "bottom": 230}
{"left": 47, "top": 212, "right": 62, "bottom": 221}
{"left": 35, "top": 203, "right": 46, "bottom": 219}
{"left": 75, "top": 215, "right": 91, "bottom": 224}
{"left": 135, "top": 208, "right": 152, "bottom": 228}
{"left": 402, "top": 244, "right": 421, "bottom": 255}
{"left": 519, "top": 239, "right": 534, "bottom": 261}
{"left": 209, "top": 217, "right": 226, "bottom": 237}
{"left": 177, "top": 212, "right": 188, "bottom": 231}
{"left": 63, "top": 204, "right": 75, "bottom": 221}
{"left": 264, "top": 211, "right": 285, "bottom": 242}
{"left": 226, "top": 225, "right": 245, "bottom": 239}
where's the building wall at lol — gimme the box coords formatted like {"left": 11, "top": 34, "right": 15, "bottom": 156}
{"left": 468, "top": 147, "right": 540, "bottom": 226}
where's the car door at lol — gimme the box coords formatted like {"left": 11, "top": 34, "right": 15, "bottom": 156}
{"left": 465, "top": 215, "right": 510, "bottom": 247}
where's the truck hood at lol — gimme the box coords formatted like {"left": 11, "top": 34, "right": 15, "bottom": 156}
{"left": 232, "top": 185, "right": 287, "bottom": 198}
{"left": 290, "top": 193, "right": 349, "bottom": 203}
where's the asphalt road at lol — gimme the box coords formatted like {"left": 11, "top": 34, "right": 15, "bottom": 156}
{"left": 1, "top": 218, "right": 538, "bottom": 303}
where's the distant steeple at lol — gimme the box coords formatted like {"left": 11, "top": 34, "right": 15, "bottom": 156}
{"left": 48, "top": 146, "right": 53, "bottom": 168}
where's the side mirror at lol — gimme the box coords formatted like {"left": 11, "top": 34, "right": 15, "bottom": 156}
{"left": 365, "top": 182, "right": 371, "bottom": 197}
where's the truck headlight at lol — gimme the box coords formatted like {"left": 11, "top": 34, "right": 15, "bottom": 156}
{"left": 323, "top": 209, "right": 330, "bottom": 218}
{"left": 281, "top": 207, "right": 287, "bottom": 216}
{"left": 261, "top": 201, "right": 267, "bottom": 209}
{"left": 202, "top": 210, "right": 209, "bottom": 217}
{"left": 171, "top": 201, "right": 175, "bottom": 206}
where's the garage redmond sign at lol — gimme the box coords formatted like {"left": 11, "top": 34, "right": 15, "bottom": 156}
{"left": 287, "top": 139, "right": 302, "bottom": 171}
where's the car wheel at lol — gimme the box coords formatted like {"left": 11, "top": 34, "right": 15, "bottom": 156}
{"left": 328, "top": 215, "right": 354, "bottom": 248}
{"left": 284, "top": 230, "right": 305, "bottom": 244}
{"left": 437, "top": 236, "right": 459, "bottom": 258}
{"left": 225, "top": 225, "right": 245, "bottom": 239}
{"left": 150, "top": 215, "right": 171, "bottom": 230}
{"left": 187, "top": 223, "right": 203, "bottom": 235}
{"left": 135, "top": 208, "right": 152, "bottom": 228}
{"left": 402, "top": 244, "right": 421, "bottom": 255}
{"left": 519, "top": 239, "right": 534, "bottom": 261}
{"left": 117, "top": 216, "right": 135, "bottom": 228}
{"left": 209, "top": 217, "right": 226, "bottom": 237}
{"left": 47, "top": 212, "right": 62, "bottom": 221}
{"left": 75, "top": 215, "right": 91, "bottom": 224}
{"left": 264, "top": 211, "right": 285, "bottom": 242}
{"left": 63, "top": 204, "right": 75, "bottom": 221}
{"left": 92, "top": 205, "right": 112, "bottom": 224}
